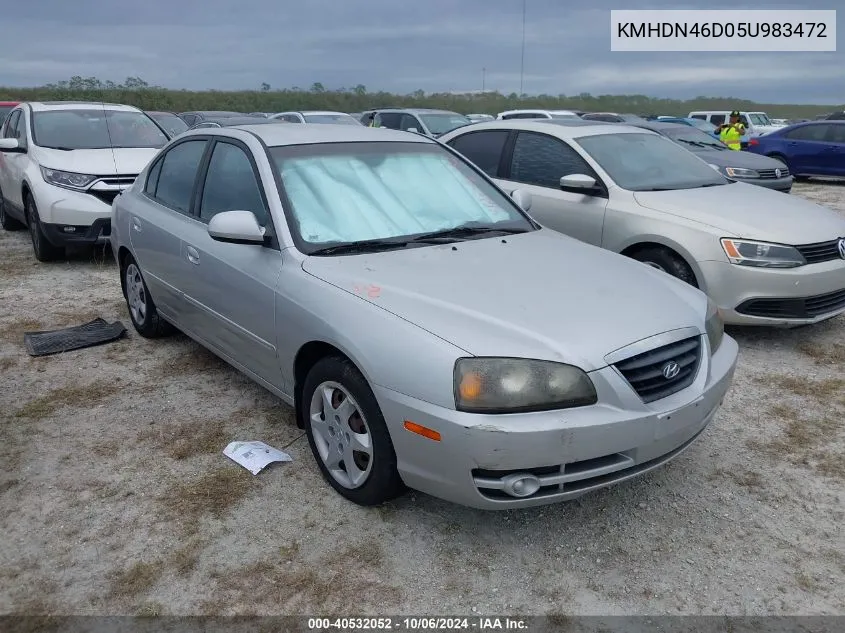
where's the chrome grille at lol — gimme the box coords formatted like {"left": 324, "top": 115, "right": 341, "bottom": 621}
{"left": 795, "top": 239, "right": 844, "bottom": 265}
{"left": 614, "top": 336, "right": 701, "bottom": 403}
{"left": 757, "top": 167, "right": 790, "bottom": 179}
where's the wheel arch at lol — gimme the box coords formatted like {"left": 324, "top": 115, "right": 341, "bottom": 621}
{"left": 293, "top": 340, "right": 369, "bottom": 430}
{"left": 619, "top": 239, "right": 704, "bottom": 291}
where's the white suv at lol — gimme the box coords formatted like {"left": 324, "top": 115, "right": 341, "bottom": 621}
{"left": 0, "top": 101, "right": 168, "bottom": 261}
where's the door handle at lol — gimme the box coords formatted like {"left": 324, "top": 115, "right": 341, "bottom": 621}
{"left": 186, "top": 245, "right": 200, "bottom": 265}
{"left": 131, "top": 217, "right": 142, "bottom": 232}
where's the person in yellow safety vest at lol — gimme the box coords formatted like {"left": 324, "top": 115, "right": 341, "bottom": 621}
{"left": 717, "top": 110, "right": 746, "bottom": 150}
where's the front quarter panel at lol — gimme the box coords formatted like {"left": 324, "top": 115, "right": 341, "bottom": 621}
{"left": 275, "top": 254, "right": 467, "bottom": 410}
{"left": 601, "top": 190, "right": 729, "bottom": 293}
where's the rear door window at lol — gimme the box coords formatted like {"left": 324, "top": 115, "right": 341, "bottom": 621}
{"left": 446, "top": 130, "right": 509, "bottom": 177}
{"left": 149, "top": 140, "right": 208, "bottom": 214}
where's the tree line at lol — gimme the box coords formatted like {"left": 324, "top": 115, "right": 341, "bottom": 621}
{"left": 0, "top": 76, "right": 840, "bottom": 119}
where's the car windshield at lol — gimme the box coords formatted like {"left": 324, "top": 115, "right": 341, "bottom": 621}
{"left": 269, "top": 141, "right": 534, "bottom": 251}
{"left": 149, "top": 112, "right": 189, "bottom": 137}
{"left": 663, "top": 126, "right": 726, "bottom": 149}
{"left": 576, "top": 132, "right": 728, "bottom": 191}
{"left": 749, "top": 113, "right": 770, "bottom": 125}
{"left": 687, "top": 118, "right": 716, "bottom": 133}
{"left": 418, "top": 113, "right": 472, "bottom": 136}
{"left": 303, "top": 114, "right": 361, "bottom": 126}
{"left": 32, "top": 109, "right": 169, "bottom": 149}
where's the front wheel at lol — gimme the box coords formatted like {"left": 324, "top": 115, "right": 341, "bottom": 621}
{"left": 302, "top": 356, "right": 405, "bottom": 506}
{"left": 25, "top": 194, "right": 63, "bottom": 261}
{"left": 121, "top": 254, "right": 174, "bottom": 338}
{"left": 629, "top": 246, "right": 698, "bottom": 288}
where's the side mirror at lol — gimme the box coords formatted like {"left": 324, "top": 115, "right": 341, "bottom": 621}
{"left": 0, "top": 138, "right": 25, "bottom": 153}
{"left": 207, "top": 210, "right": 266, "bottom": 245}
{"left": 560, "top": 174, "right": 600, "bottom": 195}
{"left": 510, "top": 189, "right": 532, "bottom": 212}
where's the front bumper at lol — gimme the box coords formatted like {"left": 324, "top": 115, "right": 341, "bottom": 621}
{"left": 375, "top": 334, "right": 738, "bottom": 510}
{"left": 735, "top": 176, "right": 793, "bottom": 192}
{"left": 42, "top": 218, "right": 111, "bottom": 247}
{"left": 699, "top": 259, "right": 845, "bottom": 326}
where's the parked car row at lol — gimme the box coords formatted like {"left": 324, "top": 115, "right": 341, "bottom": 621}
{"left": 1, "top": 99, "right": 843, "bottom": 511}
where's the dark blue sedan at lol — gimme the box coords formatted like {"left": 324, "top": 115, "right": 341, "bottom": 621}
{"left": 747, "top": 121, "right": 845, "bottom": 180}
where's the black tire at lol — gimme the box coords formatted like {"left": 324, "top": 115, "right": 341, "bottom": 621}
{"left": 629, "top": 246, "right": 698, "bottom": 288}
{"left": 0, "top": 186, "right": 24, "bottom": 231}
{"left": 301, "top": 356, "right": 405, "bottom": 506}
{"left": 25, "top": 194, "right": 64, "bottom": 262}
{"left": 793, "top": 175, "right": 810, "bottom": 182}
{"left": 120, "top": 253, "right": 174, "bottom": 338}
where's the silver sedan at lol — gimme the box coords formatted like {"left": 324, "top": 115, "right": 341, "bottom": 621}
{"left": 440, "top": 120, "right": 845, "bottom": 327}
{"left": 111, "top": 124, "right": 738, "bottom": 510}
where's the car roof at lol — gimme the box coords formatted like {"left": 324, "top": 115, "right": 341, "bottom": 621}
{"left": 624, "top": 121, "right": 692, "bottom": 133}
{"left": 498, "top": 109, "right": 578, "bottom": 116}
{"left": 145, "top": 110, "right": 178, "bottom": 116}
{"left": 442, "top": 119, "right": 649, "bottom": 138}
{"left": 297, "top": 111, "right": 355, "bottom": 116}
{"left": 27, "top": 101, "right": 142, "bottom": 112}
{"left": 374, "top": 108, "right": 464, "bottom": 116}
{"left": 201, "top": 117, "right": 282, "bottom": 126}
{"left": 183, "top": 123, "right": 437, "bottom": 147}
{"left": 0, "top": 101, "right": 20, "bottom": 106}
{"left": 182, "top": 111, "right": 244, "bottom": 116}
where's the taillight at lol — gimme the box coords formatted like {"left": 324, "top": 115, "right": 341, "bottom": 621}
{"left": 748, "top": 138, "right": 759, "bottom": 146}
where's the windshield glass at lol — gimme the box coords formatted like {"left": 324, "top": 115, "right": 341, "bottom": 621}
{"left": 687, "top": 118, "right": 716, "bottom": 133}
{"left": 270, "top": 142, "right": 533, "bottom": 251}
{"left": 303, "top": 114, "right": 361, "bottom": 126}
{"left": 749, "top": 113, "right": 770, "bottom": 126}
{"left": 576, "top": 132, "right": 727, "bottom": 191}
{"left": 418, "top": 113, "right": 471, "bottom": 136}
{"left": 32, "top": 109, "right": 169, "bottom": 149}
{"left": 663, "top": 126, "right": 725, "bottom": 149}
{"left": 149, "top": 112, "right": 188, "bottom": 137}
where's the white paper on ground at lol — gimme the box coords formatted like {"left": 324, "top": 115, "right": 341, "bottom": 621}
{"left": 223, "top": 441, "right": 292, "bottom": 475}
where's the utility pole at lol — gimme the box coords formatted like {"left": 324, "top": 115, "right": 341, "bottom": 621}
{"left": 519, "top": 0, "right": 526, "bottom": 96}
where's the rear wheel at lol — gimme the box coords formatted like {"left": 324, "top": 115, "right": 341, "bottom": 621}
{"left": 0, "top": 185, "right": 24, "bottom": 231}
{"left": 628, "top": 246, "right": 698, "bottom": 288}
{"left": 25, "top": 194, "right": 64, "bottom": 262}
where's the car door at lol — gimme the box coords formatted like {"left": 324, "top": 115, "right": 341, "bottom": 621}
{"left": 498, "top": 130, "right": 607, "bottom": 246}
{"left": 131, "top": 138, "right": 210, "bottom": 322}
{"left": 782, "top": 125, "right": 829, "bottom": 174}
{"left": 0, "top": 110, "right": 21, "bottom": 209}
{"left": 1, "top": 110, "right": 29, "bottom": 212}
{"left": 445, "top": 129, "right": 510, "bottom": 179}
{"left": 820, "top": 124, "right": 845, "bottom": 176}
{"left": 180, "top": 138, "right": 283, "bottom": 386}
{"left": 399, "top": 114, "right": 424, "bottom": 134}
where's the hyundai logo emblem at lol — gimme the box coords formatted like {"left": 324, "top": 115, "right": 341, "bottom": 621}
{"left": 775, "top": 168, "right": 781, "bottom": 178}
{"left": 661, "top": 361, "right": 681, "bottom": 380}
{"left": 838, "top": 238, "right": 845, "bottom": 260}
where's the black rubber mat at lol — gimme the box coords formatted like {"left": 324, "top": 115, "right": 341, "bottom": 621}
{"left": 24, "top": 318, "right": 127, "bottom": 357}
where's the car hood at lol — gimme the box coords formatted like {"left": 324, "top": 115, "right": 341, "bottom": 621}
{"left": 36, "top": 147, "right": 159, "bottom": 177}
{"left": 302, "top": 230, "right": 705, "bottom": 371}
{"left": 633, "top": 183, "right": 845, "bottom": 242}
{"left": 684, "top": 146, "right": 786, "bottom": 170}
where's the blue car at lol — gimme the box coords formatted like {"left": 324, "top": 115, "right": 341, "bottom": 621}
{"left": 747, "top": 121, "right": 845, "bottom": 180}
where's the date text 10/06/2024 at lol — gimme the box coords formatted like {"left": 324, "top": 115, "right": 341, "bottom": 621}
{"left": 307, "top": 617, "right": 530, "bottom": 631}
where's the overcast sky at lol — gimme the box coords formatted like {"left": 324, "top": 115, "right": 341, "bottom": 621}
{"left": 1, "top": 0, "right": 842, "bottom": 103}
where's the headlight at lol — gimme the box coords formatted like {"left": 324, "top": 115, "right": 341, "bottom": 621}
{"left": 454, "top": 358, "right": 597, "bottom": 413}
{"left": 722, "top": 167, "right": 760, "bottom": 179}
{"left": 705, "top": 299, "right": 724, "bottom": 354}
{"left": 720, "top": 238, "right": 805, "bottom": 268}
{"left": 40, "top": 167, "right": 97, "bottom": 191}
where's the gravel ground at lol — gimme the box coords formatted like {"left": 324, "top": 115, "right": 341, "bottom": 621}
{"left": 1, "top": 181, "right": 843, "bottom": 617}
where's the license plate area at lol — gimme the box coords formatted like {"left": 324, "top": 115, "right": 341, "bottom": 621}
{"left": 655, "top": 396, "right": 705, "bottom": 439}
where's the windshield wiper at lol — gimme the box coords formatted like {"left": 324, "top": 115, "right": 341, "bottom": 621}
{"left": 309, "top": 239, "right": 411, "bottom": 256}
{"left": 41, "top": 145, "right": 76, "bottom": 151}
{"left": 408, "top": 225, "right": 530, "bottom": 243}
{"left": 695, "top": 182, "right": 726, "bottom": 188}
{"left": 676, "top": 139, "right": 710, "bottom": 149}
